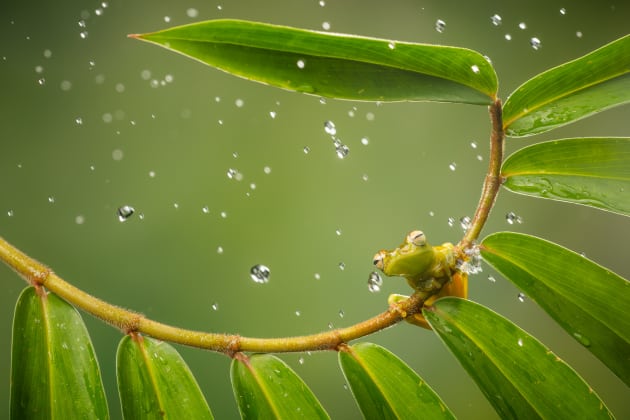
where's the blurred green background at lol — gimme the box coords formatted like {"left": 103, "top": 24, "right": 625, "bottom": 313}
{"left": 1, "top": 0, "right": 629, "bottom": 418}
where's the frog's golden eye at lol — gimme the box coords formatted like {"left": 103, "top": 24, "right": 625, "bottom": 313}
{"left": 372, "top": 251, "right": 386, "bottom": 270}
{"left": 407, "top": 230, "right": 426, "bottom": 247}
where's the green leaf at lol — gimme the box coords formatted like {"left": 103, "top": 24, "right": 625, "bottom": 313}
{"left": 339, "top": 342, "right": 454, "bottom": 419}
{"left": 117, "top": 335, "right": 213, "bottom": 419}
{"left": 424, "top": 297, "right": 614, "bottom": 419}
{"left": 481, "top": 232, "right": 630, "bottom": 386}
{"left": 11, "top": 287, "right": 109, "bottom": 419}
{"left": 230, "top": 353, "right": 328, "bottom": 419}
{"left": 503, "top": 34, "right": 630, "bottom": 137}
{"left": 501, "top": 137, "right": 630, "bottom": 216}
{"left": 131, "top": 19, "right": 497, "bottom": 104}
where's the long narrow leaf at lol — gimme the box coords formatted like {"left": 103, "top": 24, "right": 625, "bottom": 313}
{"left": 481, "top": 232, "right": 630, "bottom": 386}
{"left": 424, "top": 297, "right": 613, "bottom": 419}
{"left": 230, "top": 353, "right": 328, "bottom": 419}
{"left": 502, "top": 137, "right": 630, "bottom": 216}
{"left": 503, "top": 34, "right": 630, "bottom": 137}
{"left": 339, "top": 342, "right": 454, "bottom": 419}
{"left": 131, "top": 19, "right": 497, "bottom": 104}
{"left": 117, "top": 335, "right": 213, "bottom": 419}
{"left": 11, "top": 287, "right": 109, "bottom": 419}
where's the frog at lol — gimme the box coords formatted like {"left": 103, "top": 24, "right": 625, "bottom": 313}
{"left": 372, "top": 230, "right": 468, "bottom": 329}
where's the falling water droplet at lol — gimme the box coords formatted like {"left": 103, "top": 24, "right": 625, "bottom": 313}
{"left": 506, "top": 212, "right": 523, "bottom": 224}
{"left": 459, "top": 216, "right": 472, "bottom": 232}
{"left": 576, "top": 31, "right": 583, "bottom": 38}
{"left": 7, "top": 210, "right": 14, "bottom": 217}
{"left": 117, "top": 205, "right": 135, "bottom": 222}
{"left": 367, "top": 272, "right": 382, "bottom": 292}
{"left": 559, "top": 7, "right": 567, "bottom": 15}
{"left": 48, "top": 196, "right": 56, "bottom": 204}
{"left": 338, "top": 262, "right": 345, "bottom": 271}
{"left": 75, "top": 117, "right": 83, "bottom": 125}
{"left": 295, "top": 310, "right": 301, "bottom": 317}
{"left": 335, "top": 229, "right": 342, "bottom": 236}
{"left": 324, "top": 120, "right": 336, "bottom": 135}
{"left": 314, "top": 273, "right": 321, "bottom": 280}
{"left": 505, "top": 34, "right": 512, "bottom": 41}
{"left": 202, "top": 206, "right": 210, "bottom": 214}
{"left": 361, "top": 137, "right": 369, "bottom": 145}
{"left": 263, "top": 166, "right": 272, "bottom": 175}
{"left": 334, "top": 139, "right": 350, "bottom": 159}
{"left": 488, "top": 275, "right": 496, "bottom": 283}
{"left": 448, "top": 162, "right": 457, "bottom": 171}
{"left": 435, "top": 19, "right": 446, "bottom": 33}
{"left": 338, "top": 310, "right": 345, "bottom": 318}
{"left": 490, "top": 14, "right": 502, "bottom": 26}
{"left": 322, "top": 22, "right": 331, "bottom": 30}
{"left": 530, "top": 37, "right": 542, "bottom": 50}
{"left": 517, "top": 292, "right": 526, "bottom": 302}
{"left": 518, "top": 22, "right": 527, "bottom": 30}
{"left": 211, "top": 302, "right": 219, "bottom": 311}
{"left": 250, "top": 264, "right": 270, "bottom": 284}
{"left": 447, "top": 217, "right": 455, "bottom": 227}
{"left": 303, "top": 146, "right": 310, "bottom": 154}
{"left": 298, "top": 356, "right": 305, "bottom": 365}
{"left": 217, "top": 246, "right": 224, "bottom": 255}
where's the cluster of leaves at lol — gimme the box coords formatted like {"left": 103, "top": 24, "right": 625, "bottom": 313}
{"left": 9, "top": 20, "right": 630, "bottom": 418}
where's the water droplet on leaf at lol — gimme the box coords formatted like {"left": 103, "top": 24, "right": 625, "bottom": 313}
{"left": 572, "top": 332, "right": 591, "bottom": 347}
{"left": 250, "top": 264, "right": 270, "bottom": 284}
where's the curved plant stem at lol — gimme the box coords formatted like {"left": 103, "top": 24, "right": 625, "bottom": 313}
{"left": 0, "top": 100, "right": 503, "bottom": 354}
{"left": 459, "top": 98, "right": 505, "bottom": 250}
{"left": 0, "top": 235, "right": 438, "bottom": 354}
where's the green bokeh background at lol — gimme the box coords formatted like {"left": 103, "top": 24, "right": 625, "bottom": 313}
{"left": 1, "top": 0, "right": 628, "bottom": 418}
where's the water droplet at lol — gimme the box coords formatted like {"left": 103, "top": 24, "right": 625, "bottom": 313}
{"left": 303, "top": 146, "right": 310, "bottom": 154}
{"left": 517, "top": 292, "right": 526, "bottom": 302}
{"left": 60, "top": 80, "right": 72, "bottom": 91}
{"left": 435, "top": 19, "right": 446, "bottom": 33}
{"left": 186, "top": 8, "right": 199, "bottom": 18}
{"left": 235, "top": 98, "right": 244, "bottom": 108}
{"left": 361, "top": 174, "right": 369, "bottom": 182}
{"left": 269, "top": 111, "right": 277, "bottom": 119}
{"left": 263, "top": 166, "right": 271, "bottom": 175}
{"left": 75, "top": 215, "right": 85, "bottom": 225}
{"left": 328, "top": 322, "right": 334, "bottom": 329}
{"left": 335, "top": 229, "right": 342, "bottom": 236}
{"left": 220, "top": 211, "right": 227, "bottom": 218}
{"left": 202, "top": 206, "right": 210, "bottom": 214}
{"left": 295, "top": 310, "right": 301, "bottom": 317}
{"left": 448, "top": 162, "right": 457, "bottom": 171}
{"left": 112, "top": 149, "right": 124, "bottom": 161}
{"left": 322, "top": 22, "right": 331, "bottom": 30}
{"left": 217, "top": 246, "right": 224, "bottom": 254}
{"left": 559, "top": 7, "right": 567, "bottom": 15}
{"left": 334, "top": 139, "right": 349, "bottom": 159}
{"left": 576, "top": 31, "right": 583, "bottom": 38}
{"left": 338, "top": 262, "right": 345, "bottom": 271}
{"left": 164, "top": 16, "right": 171, "bottom": 22}
{"left": 360, "top": 137, "right": 369, "bottom": 146}
{"left": 488, "top": 275, "right": 496, "bottom": 283}
{"left": 324, "top": 120, "right": 336, "bottom": 135}
{"left": 79, "top": 31, "right": 88, "bottom": 39}
{"left": 471, "top": 64, "right": 480, "bottom": 74}
{"left": 504, "top": 34, "right": 512, "bottom": 41}
{"left": 37, "top": 78, "right": 46, "bottom": 86}
{"left": 298, "top": 356, "right": 305, "bottom": 365}
{"left": 296, "top": 59, "right": 306, "bottom": 69}
{"left": 227, "top": 168, "right": 237, "bottom": 179}
{"left": 211, "top": 302, "right": 219, "bottom": 311}
{"left": 48, "top": 196, "right": 55, "bottom": 204}
{"left": 319, "top": 0, "right": 325, "bottom": 6}
{"left": 518, "top": 22, "right": 527, "bottom": 30}
{"left": 250, "top": 264, "right": 270, "bottom": 284}
{"left": 459, "top": 216, "right": 472, "bottom": 232}
{"left": 470, "top": 141, "right": 478, "bottom": 149}
{"left": 75, "top": 117, "right": 83, "bottom": 125}
{"left": 338, "top": 310, "right": 345, "bottom": 318}
{"left": 367, "top": 272, "right": 382, "bottom": 292}
{"left": 43, "top": 49, "right": 52, "bottom": 58}
{"left": 7, "top": 210, "right": 14, "bottom": 217}
{"left": 447, "top": 217, "right": 455, "bottom": 227}
{"left": 366, "top": 112, "right": 375, "bottom": 121}
{"left": 387, "top": 41, "right": 396, "bottom": 49}
{"left": 572, "top": 332, "right": 591, "bottom": 347}
{"left": 530, "top": 37, "right": 542, "bottom": 50}
{"left": 490, "top": 14, "right": 502, "bottom": 26}
{"left": 517, "top": 338, "right": 524, "bottom": 347}
{"left": 117, "top": 205, "right": 135, "bottom": 222}
{"left": 506, "top": 212, "right": 523, "bottom": 225}
{"left": 314, "top": 273, "right": 321, "bottom": 280}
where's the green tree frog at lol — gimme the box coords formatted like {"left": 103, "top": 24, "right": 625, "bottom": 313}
{"left": 373, "top": 230, "right": 468, "bottom": 329}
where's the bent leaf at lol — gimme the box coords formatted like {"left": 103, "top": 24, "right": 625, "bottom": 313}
{"left": 502, "top": 137, "right": 630, "bottom": 216}
{"left": 131, "top": 19, "right": 497, "bottom": 104}
{"left": 117, "top": 335, "right": 213, "bottom": 419}
{"left": 230, "top": 353, "right": 328, "bottom": 419}
{"left": 339, "top": 342, "right": 454, "bottom": 419}
{"left": 424, "top": 297, "right": 613, "bottom": 419}
{"left": 481, "top": 232, "right": 630, "bottom": 386}
{"left": 503, "top": 34, "right": 630, "bottom": 137}
{"left": 11, "top": 287, "right": 109, "bottom": 419}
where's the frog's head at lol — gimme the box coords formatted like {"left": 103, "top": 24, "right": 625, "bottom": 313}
{"left": 372, "top": 230, "right": 436, "bottom": 279}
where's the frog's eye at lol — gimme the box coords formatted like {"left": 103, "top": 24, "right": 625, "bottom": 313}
{"left": 407, "top": 230, "right": 426, "bottom": 247}
{"left": 372, "top": 251, "right": 386, "bottom": 270}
